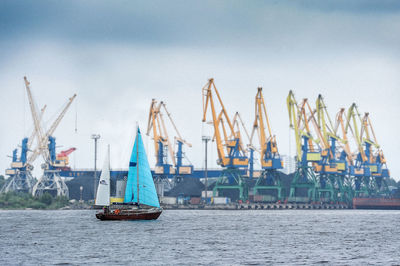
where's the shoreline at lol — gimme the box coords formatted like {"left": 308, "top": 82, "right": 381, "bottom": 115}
{"left": 162, "top": 203, "right": 351, "bottom": 210}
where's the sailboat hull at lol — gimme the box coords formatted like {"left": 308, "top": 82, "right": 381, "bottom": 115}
{"left": 96, "top": 208, "right": 162, "bottom": 221}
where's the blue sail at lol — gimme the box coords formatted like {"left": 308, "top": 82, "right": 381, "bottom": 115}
{"left": 124, "top": 128, "right": 160, "bottom": 208}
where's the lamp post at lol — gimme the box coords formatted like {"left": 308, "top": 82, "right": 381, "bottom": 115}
{"left": 79, "top": 186, "right": 83, "bottom": 203}
{"left": 91, "top": 134, "right": 100, "bottom": 200}
{"left": 202, "top": 136, "right": 211, "bottom": 204}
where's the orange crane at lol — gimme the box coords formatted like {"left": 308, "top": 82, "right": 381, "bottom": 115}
{"left": 54, "top": 148, "right": 77, "bottom": 170}
{"left": 146, "top": 99, "right": 193, "bottom": 177}
{"left": 202, "top": 78, "right": 248, "bottom": 201}
{"left": 202, "top": 79, "right": 248, "bottom": 168}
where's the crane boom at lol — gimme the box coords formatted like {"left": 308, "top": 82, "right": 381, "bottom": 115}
{"left": 287, "top": 90, "right": 302, "bottom": 161}
{"left": 27, "top": 94, "right": 76, "bottom": 164}
{"left": 250, "top": 87, "right": 282, "bottom": 169}
{"left": 24, "top": 77, "right": 50, "bottom": 163}
{"left": 147, "top": 99, "right": 192, "bottom": 171}
{"left": 202, "top": 79, "right": 248, "bottom": 168}
{"left": 335, "top": 108, "right": 354, "bottom": 165}
{"left": 46, "top": 94, "right": 77, "bottom": 139}
{"left": 345, "top": 103, "right": 367, "bottom": 162}
{"left": 27, "top": 105, "right": 47, "bottom": 150}
{"left": 232, "top": 112, "right": 250, "bottom": 154}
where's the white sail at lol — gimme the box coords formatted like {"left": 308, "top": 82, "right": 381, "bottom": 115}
{"left": 95, "top": 152, "right": 110, "bottom": 206}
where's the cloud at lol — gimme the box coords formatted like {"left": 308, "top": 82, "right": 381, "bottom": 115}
{"left": 1, "top": 1, "right": 399, "bottom": 55}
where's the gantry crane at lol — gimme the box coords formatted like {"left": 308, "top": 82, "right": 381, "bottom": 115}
{"left": 202, "top": 79, "right": 249, "bottom": 201}
{"left": 249, "top": 87, "right": 284, "bottom": 202}
{"left": 146, "top": 99, "right": 193, "bottom": 195}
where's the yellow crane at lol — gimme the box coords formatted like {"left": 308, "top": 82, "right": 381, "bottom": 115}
{"left": 287, "top": 90, "right": 321, "bottom": 202}
{"left": 202, "top": 78, "right": 248, "bottom": 202}
{"left": 146, "top": 99, "right": 193, "bottom": 177}
{"left": 202, "top": 79, "right": 248, "bottom": 168}
{"left": 315, "top": 94, "right": 349, "bottom": 202}
{"left": 249, "top": 87, "right": 284, "bottom": 201}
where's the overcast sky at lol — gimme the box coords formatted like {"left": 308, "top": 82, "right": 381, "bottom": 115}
{"left": 0, "top": 0, "right": 399, "bottom": 180}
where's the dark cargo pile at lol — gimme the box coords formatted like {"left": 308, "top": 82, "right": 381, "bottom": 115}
{"left": 66, "top": 175, "right": 116, "bottom": 201}
{"left": 165, "top": 177, "right": 205, "bottom": 197}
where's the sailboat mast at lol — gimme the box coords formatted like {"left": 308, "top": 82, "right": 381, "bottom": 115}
{"left": 108, "top": 144, "right": 111, "bottom": 169}
{"left": 136, "top": 129, "right": 140, "bottom": 205}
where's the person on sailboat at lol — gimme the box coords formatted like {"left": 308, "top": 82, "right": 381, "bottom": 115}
{"left": 131, "top": 193, "right": 140, "bottom": 208}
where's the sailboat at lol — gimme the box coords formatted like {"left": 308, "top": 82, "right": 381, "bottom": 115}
{"left": 94, "top": 149, "right": 111, "bottom": 207}
{"left": 96, "top": 127, "right": 162, "bottom": 221}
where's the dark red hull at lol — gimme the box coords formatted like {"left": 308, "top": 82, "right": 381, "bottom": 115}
{"left": 353, "top": 198, "right": 400, "bottom": 210}
{"left": 96, "top": 209, "right": 162, "bottom": 221}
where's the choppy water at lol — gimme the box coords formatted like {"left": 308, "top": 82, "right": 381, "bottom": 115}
{"left": 0, "top": 209, "right": 400, "bottom": 265}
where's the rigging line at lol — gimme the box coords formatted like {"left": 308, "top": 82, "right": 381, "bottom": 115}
{"left": 23, "top": 79, "right": 26, "bottom": 137}
{"left": 75, "top": 96, "right": 78, "bottom": 133}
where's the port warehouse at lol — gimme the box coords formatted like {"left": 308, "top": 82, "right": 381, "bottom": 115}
{"left": 2, "top": 77, "right": 397, "bottom": 207}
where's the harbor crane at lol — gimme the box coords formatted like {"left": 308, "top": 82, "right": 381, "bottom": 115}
{"left": 314, "top": 95, "right": 339, "bottom": 202}
{"left": 314, "top": 94, "right": 353, "bottom": 203}
{"left": 249, "top": 87, "right": 284, "bottom": 201}
{"left": 1, "top": 105, "right": 46, "bottom": 194}
{"left": 202, "top": 78, "right": 249, "bottom": 201}
{"left": 360, "top": 112, "right": 390, "bottom": 191}
{"left": 24, "top": 76, "right": 76, "bottom": 197}
{"left": 288, "top": 92, "right": 354, "bottom": 203}
{"left": 146, "top": 99, "right": 193, "bottom": 195}
{"left": 287, "top": 90, "right": 322, "bottom": 202}
{"left": 345, "top": 103, "right": 390, "bottom": 196}
{"left": 344, "top": 103, "right": 372, "bottom": 196}
{"left": 2, "top": 78, "right": 76, "bottom": 196}
{"left": 331, "top": 108, "right": 355, "bottom": 202}
{"left": 54, "top": 147, "right": 77, "bottom": 171}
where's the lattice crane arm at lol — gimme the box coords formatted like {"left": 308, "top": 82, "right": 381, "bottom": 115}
{"left": 146, "top": 99, "right": 157, "bottom": 156}
{"left": 202, "top": 79, "right": 226, "bottom": 163}
{"left": 233, "top": 112, "right": 251, "bottom": 144}
{"left": 24, "top": 77, "right": 50, "bottom": 164}
{"left": 157, "top": 103, "right": 176, "bottom": 166}
{"left": 148, "top": 100, "right": 173, "bottom": 163}
{"left": 25, "top": 78, "right": 77, "bottom": 166}
{"left": 345, "top": 103, "right": 367, "bottom": 162}
{"left": 335, "top": 108, "right": 354, "bottom": 165}
{"left": 27, "top": 105, "right": 47, "bottom": 150}
{"left": 287, "top": 90, "right": 303, "bottom": 161}
{"left": 287, "top": 91, "right": 323, "bottom": 161}
{"left": 45, "top": 94, "right": 77, "bottom": 139}
{"left": 361, "top": 113, "right": 380, "bottom": 149}
{"left": 251, "top": 87, "right": 279, "bottom": 158}
{"left": 232, "top": 112, "right": 249, "bottom": 154}
{"left": 161, "top": 102, "right": 192, "bottom": 147}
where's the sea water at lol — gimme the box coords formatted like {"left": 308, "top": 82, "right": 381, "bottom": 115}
{"left": 0, "top": 209, "right": 399, "bottom": 265}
